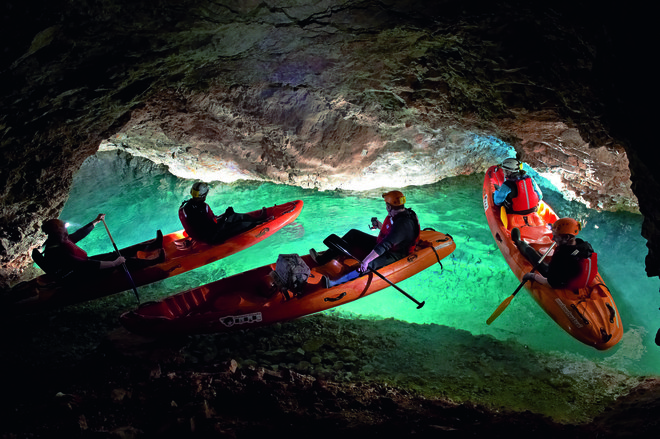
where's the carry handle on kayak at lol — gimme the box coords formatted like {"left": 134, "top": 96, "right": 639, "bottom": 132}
{"left": 324, "top": 234, "right": 425, "bottom": 309}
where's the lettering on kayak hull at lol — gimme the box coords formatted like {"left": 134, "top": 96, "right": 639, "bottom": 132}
{"left": 220, "top": 312, "right": 263, "bottom": 327}
{"left": 554, "top": 298, "right": 583, "bottom": 328}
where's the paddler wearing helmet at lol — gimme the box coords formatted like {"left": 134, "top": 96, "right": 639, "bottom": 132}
{"left": 38, "top": 214, "right": 163, "bottom": 280}
{"left": 178, "top": 181, "right": 268, "bottom": 244}
{"left": 516, "top": 217, "right": 598, "bottom": 290}
{"left": 493, "top": 157, "right": 543, "bottom": 214}
{"left": 310, "top": 189, "right": 421, "bottom": 287}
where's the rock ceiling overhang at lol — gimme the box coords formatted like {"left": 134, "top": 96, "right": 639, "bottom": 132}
{"left": 0, "top": 1, "right": 656, "bottom": 287}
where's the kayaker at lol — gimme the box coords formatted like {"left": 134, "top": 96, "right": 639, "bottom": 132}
{"left": 493, "top": 158, "right": 543, "bottom": 214}
{"left": 40, "top": 214, "right": 163, "bottom": 280}
{"left": 311, "top": 190, "right": 421, "bottom": 287}
{"left": 178, "top": 182, "right": 268, "bottom": 244}
{"left": 515, "top": 217, "right": 598, "bottom": 290}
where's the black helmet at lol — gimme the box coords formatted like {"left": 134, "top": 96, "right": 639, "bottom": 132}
{"left": 191, "top": 182, "right": 210, "bottom": 198}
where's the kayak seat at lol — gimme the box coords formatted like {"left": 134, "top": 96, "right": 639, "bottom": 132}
{"left": 162, "top": 290, "right": 205, "bottom": 317}
{"left": 173, "top": 237, "right": 195, "bottom": 250}
{"left": 312, "top": 259, "right": 358, "bottom": 282}
{"left": 506, "top": 213, "right": 546, "bottom": 229}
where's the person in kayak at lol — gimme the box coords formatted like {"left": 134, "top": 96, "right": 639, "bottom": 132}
{"left": 179, "top": 181, "right": 268, "bottom": 244}
{"left": 311, "top": 190, "right": 421, "bottom": 287}
{"left": 493, "top": 158, "right": 543, "bottom": 214}
{"left": 39, "top": 214, "right": 163, "bottom": 280}
{"left": 514, "top": 217, "right": 598, "bottom": 290}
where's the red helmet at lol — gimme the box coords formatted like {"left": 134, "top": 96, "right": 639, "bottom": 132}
{"left": 553, "top": 218, "right": 581, "bottom": 236}
{"left": 382, "top": 190, "right": 406, "bottom": 207}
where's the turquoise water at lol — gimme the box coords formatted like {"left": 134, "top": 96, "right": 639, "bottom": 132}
{"left": 60, "top": 150, "right": 660, "bottom": 377}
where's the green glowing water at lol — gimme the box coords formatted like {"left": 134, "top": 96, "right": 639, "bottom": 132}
{"left": 61, "top": 151, "right": 660, "bottom": 377}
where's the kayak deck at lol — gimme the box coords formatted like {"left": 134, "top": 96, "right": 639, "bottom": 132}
{"left": 483, "top": 165, "right": 622, "bottom": 350}
{"left": 5, "top": 200, "right": 304, "bottom": 312}
{"left": 120, "top": 229, "right": 456, "bottom": 336}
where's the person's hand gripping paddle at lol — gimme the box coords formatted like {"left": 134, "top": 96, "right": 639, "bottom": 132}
{"left": 486, "top": 242, "right": 556, "bottom": 325}
{"left": 101, "top": 218, "right": 140, "bottom": 304}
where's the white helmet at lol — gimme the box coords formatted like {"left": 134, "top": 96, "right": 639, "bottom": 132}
{"left": 502, "top": 158, "right": 522, "bottom": 172}
{"left": 191, "top": 182, "right": 210, "bottom": 198}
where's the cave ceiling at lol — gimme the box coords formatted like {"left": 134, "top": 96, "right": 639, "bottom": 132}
{"left": 0, "top": 0, "right": 655, "bottom": 287}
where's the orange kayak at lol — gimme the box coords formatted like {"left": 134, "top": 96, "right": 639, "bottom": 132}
{"left": 483, "top": 165, "right": 622, "bottom": 350}
{"left": 120, "top": 229, "right": 456, "bottom": 336}
{"left": 6, "top": 200, "right": 304, "bottom": 312}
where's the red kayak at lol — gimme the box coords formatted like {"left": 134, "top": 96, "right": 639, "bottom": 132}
{"left": 483, "top": 165, "right": 622, "bottom": 350}
{"left": 120, "top": 229, "right": 456, "bottom": 337}
{"left": 5, "top": 200, "right": 303, "bottom": 312}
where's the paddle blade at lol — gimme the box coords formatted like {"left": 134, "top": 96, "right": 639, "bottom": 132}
{"left": 500, "top": 206, "right": 508, "bottom": 229}
{"left": 486, "top": 295, "right": 514, "bottom": 325}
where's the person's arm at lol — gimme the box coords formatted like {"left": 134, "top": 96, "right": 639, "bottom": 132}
{"left": 493, "top": 184, "right": 511, "bottom": 206}
{"left": 99, "top": 257, "right": 125, "bottom": 269}
{"left": 69, "top": 214, "right": 105, "bottom": 243}
{"left": 369, "top": 217, "right": 383, "bottom": 230}
{"left": 359, "top": 249, "right": 381, "bottom": 272}
{"left": 523, "top": 272, "right": 550, "bottom": 286}
{"left": 373, "top": 215, "right": 414, "bottom": 254}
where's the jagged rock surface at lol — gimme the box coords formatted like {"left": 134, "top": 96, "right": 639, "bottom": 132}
{"left": 0, "top": 0, "right": 654, "bottom": 288}
{"left": 0, "top": 1, "right": 657, "bottom": 436}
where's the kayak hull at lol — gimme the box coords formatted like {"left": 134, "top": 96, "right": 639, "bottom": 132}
{"left": 483, "top": 165, "right": 622, "bottom": 350}
{"left": 120, "top": 229, "right": 456, "bottom": 336}
{"left": 6, "top": 201, "right": 304, "bottom": 312}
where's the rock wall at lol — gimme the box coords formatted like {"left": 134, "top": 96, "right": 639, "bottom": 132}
{"left": 0, "top": 0, "right": 655, "bottom": 288}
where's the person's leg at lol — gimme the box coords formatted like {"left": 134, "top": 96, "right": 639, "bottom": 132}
{"left": 313, "top": 229, "right": 377, "bottom": 264}
{"left": 511, "top": 228, "right": 549, "bottom": 276}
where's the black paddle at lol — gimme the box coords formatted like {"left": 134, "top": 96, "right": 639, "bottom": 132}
{"left": 324, "top": 234, "right": 425, "bottom": 309}
{"left": 101, "top": 219, "right": 140, "bottom": 304}
{"left": 486, "top": 241, "right": 556, "bottom": 325}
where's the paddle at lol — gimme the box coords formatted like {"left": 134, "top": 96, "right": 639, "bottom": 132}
{"left": 500, "top": 205, "right": 508, "bottom": 229}
{"left": 486, "top": 241, "right": 556, "bottom": 325}
{"left": 324, "top": 234, "right": 425, "bottom": 309}
{"left": 101, "top": 218, "right": 141, "bottom": 304}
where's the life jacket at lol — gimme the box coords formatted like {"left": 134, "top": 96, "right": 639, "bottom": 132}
{"left": 509, "top": 175, "right": 540, "bottom": 214}
{"left": 179, "top": 199, "right": 217, "bottom": 241}
{"left": 376, "top": 208, "right": 421, "bottom": 254}
{"left": 42, "top": 240, "right": 88, "bottom": 275}
{"left": 566, "top": 252, "right": 598, "bottom": 291}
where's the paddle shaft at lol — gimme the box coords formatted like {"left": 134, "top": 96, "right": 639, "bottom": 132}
{"left": 486, "top": 241, "right": 556, "bottom": 325}
{"left": 101, "top": 219, "right": 140, "bottom": 304}
{"left": 326, "top": 235, "right": 425, "bottom": 309}
{"left": 512, "top": 241, "right": 556, "bottom": 297}
{"left": 367, "top": 266, "right": 425, "bottom": 309}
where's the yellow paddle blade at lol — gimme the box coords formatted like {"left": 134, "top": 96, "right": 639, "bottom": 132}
{"left": 486, "top": 295, "right": 514, "bottom": 325}
{"left": 500, "top": 206, "right": 508, "bottom": 229}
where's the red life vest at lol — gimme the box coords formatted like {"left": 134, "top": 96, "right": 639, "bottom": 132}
{"left": 566, "top": 252, "right": 598, "bottom": 291}
{"left": 62, "top": 240, "right": 88, "bottom": 261}
{"left": 376, "top": 209, "right": 421, "bottom": 254}
{"left": 511, "top": 176, "right": 540, "bottom": 213}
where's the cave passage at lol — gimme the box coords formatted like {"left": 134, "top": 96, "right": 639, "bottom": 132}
{"left": 58, "top": 150, "right": 660, "bottom": 377}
